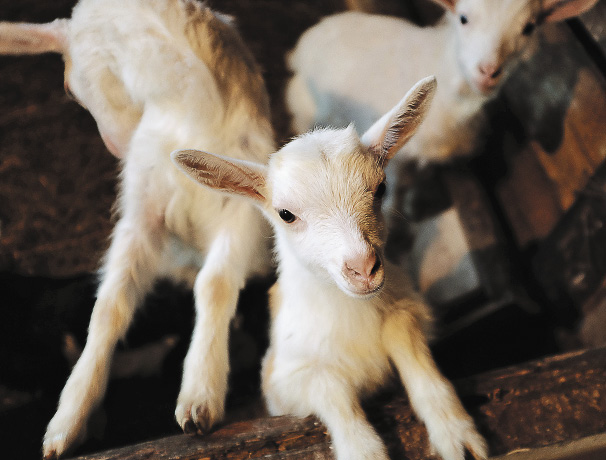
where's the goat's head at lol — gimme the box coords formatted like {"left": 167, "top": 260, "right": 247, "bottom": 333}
{"left": 433, "top": 0, "right": 599, "bottom": 94}
{"left": 172, "top": 76, "right": 436, "bottom": 298}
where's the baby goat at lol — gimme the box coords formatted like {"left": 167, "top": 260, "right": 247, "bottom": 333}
{"left": 287, "top": 0, "right": 600, "bottom": 166}
{"left": 173, "top": 76, "right": 488, "bottom": 460}
{"left": 0, "top": 0, "right": 275, "bottom": 457}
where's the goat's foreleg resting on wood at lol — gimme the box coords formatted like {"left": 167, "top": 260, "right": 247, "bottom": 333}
{"left": 383, "top": 304, "right": 487, "bottom": 460}
{"left": 263, "top": 358, "right": 390, "bottom": 460}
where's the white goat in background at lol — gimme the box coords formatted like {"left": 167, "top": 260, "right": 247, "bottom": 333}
{"left": 173, "top": 76, "right": 488, "bottom": 460}
{"left": 0, "top": 0, "right": 275, "bottom": 457}
{"left": 287, "top": 0, "right": 600, "bottom": 167}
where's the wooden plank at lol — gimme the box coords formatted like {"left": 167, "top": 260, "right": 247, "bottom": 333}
{"left": 579, "top": 277, "right": 606, "bottom": 347}
{"left": 494, "top": 144, "right": 563, "bottom": 246}
{"left": 533, "top": 161, "right": 606, "bottom": 309}
{"left": 68, "top": 347, "right": 606, "bottom": 460}
{"left": 579, "top": 0, "right": 606, "bottom": 55}
{"left": 441, "top": 169, "right": 511, "bottom": 300}
{"left": 492, "top": 21, "right": 606, "bottom": 246}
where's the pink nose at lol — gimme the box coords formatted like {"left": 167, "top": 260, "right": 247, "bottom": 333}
{"left": 478, "top": 63, "right": 502, "bottom": 79}
{"left": 344, "top": 251, "right": 381, "bottom": 285}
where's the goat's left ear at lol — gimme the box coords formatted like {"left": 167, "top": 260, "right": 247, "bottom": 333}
{"left": 541, "top": 0, "right": 600, "bottom": 23}
{"left": 361, "top": 75, "right": 436, "bottom": 163}
{"left": 171, "top": 149, "right": 268, "bottom": 202}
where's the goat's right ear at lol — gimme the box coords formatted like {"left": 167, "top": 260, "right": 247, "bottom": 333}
{"left": 361, "top": 76, "right": 437, "bottom": 163}
{"left": 427, "top": 0, "right": 457, "bottom": 12}
{"left": 171, "top": 149, "right": 268, "bottom": 202}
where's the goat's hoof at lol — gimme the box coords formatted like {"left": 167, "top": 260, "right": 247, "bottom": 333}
{"left": 43, "top": 417, "right": 86, "bottom": 460}
{"left": 465, "top": 441, "right": 488, "bottom": 460}
{"left": 176, "top": 400, "right": 221, "bottom": 436}
{"left": 42, "top": 434, "right": 69, "bottom": 460}
{"left": 429, "top": 419, "right": 488, "bottom": 460}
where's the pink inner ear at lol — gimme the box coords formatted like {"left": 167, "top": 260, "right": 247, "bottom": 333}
{"left": 229, "top": 161, "right": 267, "bottom": 201}
{"left": 430, "top": 0, "right": 457, "bottom": 13}
{"left": 543, "top": 0, "right": 599, "bottom": 22}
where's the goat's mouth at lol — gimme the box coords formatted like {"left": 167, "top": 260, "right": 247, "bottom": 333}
{"left": 344, "top": 280, "right": 385, "bottom": 299}
{"left": 472, "top": 72, "right": 505, "bottom": 95}
{"left": 340, "top": 270, "right": 385, "bottom": 299}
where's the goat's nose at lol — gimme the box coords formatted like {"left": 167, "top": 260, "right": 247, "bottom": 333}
{"left": 478, "top": 63, "right": 503, "bottom": 79}
{"left": 344, "top": 251, "right": 381, "bottom": 283}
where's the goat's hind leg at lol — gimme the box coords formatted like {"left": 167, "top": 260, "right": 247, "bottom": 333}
{"left": 43, "top": 216, "right": 166, "bottom": 459}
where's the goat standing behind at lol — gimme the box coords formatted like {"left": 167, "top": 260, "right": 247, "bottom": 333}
{"left": 0, "top": 0, "right": 275, "bottom": 457}
{"left": 286, "top": 0, "right": 600, "bottom": 224}
{"left": 173, "top": 76, "right": 488, "bottom": 460}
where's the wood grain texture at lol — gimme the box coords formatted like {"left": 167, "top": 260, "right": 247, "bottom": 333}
{"left": 68, "top": 347, "right": 606, "bottom": 460}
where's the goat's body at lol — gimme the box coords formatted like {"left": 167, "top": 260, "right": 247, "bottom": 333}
{"left": 263, "top": 258, "right": 425, "bottom": 412}
{"left": 172, "top": 77, "right": 488, "bottom": 460}
{"left": 0, "top": 0, "right": 274, "bottom": 456}
{"left": 263, "top": 250, "right": 481, "bottom": 460}
{"left": 287, "top": 12, "right": 487, "bottom": 166}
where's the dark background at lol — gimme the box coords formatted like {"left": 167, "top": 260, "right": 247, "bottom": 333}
{"left": 2, "top": 1, "right": 605, "bottom": 459}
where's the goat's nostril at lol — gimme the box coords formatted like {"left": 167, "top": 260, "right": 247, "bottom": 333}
{"left": 370, "top": 258, "right": 381, "bottom": 276}
{"left": 345, "top": 251, "right": 380, "bottom": 282}
{"left": 479, "top": 64, "right": 502, "bottom": 79}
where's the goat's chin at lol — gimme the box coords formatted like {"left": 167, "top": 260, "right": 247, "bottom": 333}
{"left": 471, "top": 75, "right": 504, "bottom": 96}
{"left": 338, "top": 278, "right": 385, "bottom": 299}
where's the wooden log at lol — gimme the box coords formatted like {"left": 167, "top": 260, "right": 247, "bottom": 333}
{"left": 68, "top": 346, "right": 606, "bottom": 460}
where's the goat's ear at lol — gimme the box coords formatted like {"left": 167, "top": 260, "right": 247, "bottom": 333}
{"left": 0, "top": 19, "right": 69, "bottom": 55}
{"left": 361, "top": 76, "right": 437, "bottom": 163}
{"left": 427, "top": 0, "right": 457, "bottom": 12}
{"left": 171, "top": 149, "right": 268, "bottom": 202}
{"left": 541, "top": 0, "right": 599, "bottom": 22}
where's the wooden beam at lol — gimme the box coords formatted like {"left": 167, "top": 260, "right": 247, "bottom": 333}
{"left": 69, "top": 346, "right": 606, "bottom": 460}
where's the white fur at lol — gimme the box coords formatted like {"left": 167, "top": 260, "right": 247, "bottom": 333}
{"left": 173, "top": 77, "right": 488, "bottom": 460}
{"left": 1, "top": 0, "right": 275, "bottom": 457}
{"left": 286, "top": 0, "right": 600, "bottom": 166}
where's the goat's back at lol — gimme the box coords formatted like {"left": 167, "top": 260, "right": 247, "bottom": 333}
{"left": 67, "top": 0, "right": 273, "bottom": 161}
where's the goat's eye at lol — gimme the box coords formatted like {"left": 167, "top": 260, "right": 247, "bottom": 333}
{"left": 278, "top": 209, "right": 296, "bottom": 223}
{"left": 460, "top": 15, "right": 468, "bottom": 25}
{"left": 522, "top": 22, "right": 535, "bottom": 36}
{"left": 375, "top": 182, "right": 387, "bottom": 200}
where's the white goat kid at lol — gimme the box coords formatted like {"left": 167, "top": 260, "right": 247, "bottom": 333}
{"left": 173, "top": 77, "right": 488, "bottom": 460}
{"left": 0, "top": 0, "right": 275, "bottom": 457}
{"left": 286, "top": 0, "right": 600, "bottom": 166}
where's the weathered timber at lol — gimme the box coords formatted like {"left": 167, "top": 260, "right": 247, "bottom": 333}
{"left": 405, "top": 166, "right": 511, "bottom": 314}
{"left": 67, "top": 346, "right": 606, "bottom": 460}
{"left": 491, "top": 19, "right": 606, "bottom": 247}
{"left": 533, "top": 160, "right": 606, "bottom": 339}
{"left": 579, "top": 0, "right": 606, "bottom": 58}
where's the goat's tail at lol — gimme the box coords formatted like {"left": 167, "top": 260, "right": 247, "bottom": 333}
{"left": 344, "top": 0, "right": 376, "bottom": 13}
{"left": 0, "top": 18, "right": 69, "bottom": 55}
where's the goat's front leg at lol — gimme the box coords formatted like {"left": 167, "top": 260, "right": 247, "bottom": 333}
{"left": 43, "top": 217, "right": 165, "bottom": 459}
{"left": 175, "top": 231, "right": 248, "bottom": 434}
{"left": 263, "top": 358, "right": 389, "bottom": 460}
{"left": 383, "top": 306, "right": 488, "bottom": 460}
